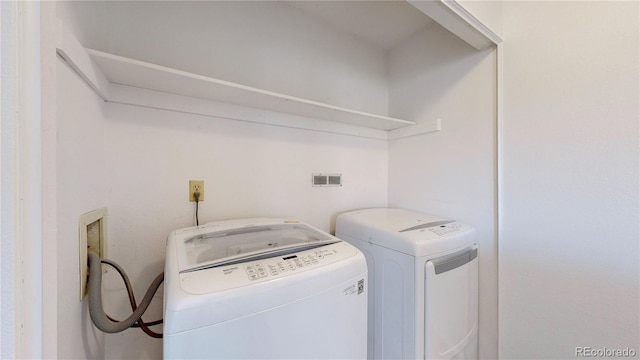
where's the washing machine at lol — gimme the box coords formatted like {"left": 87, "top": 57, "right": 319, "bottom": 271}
{"left": 163, "top": 218, "right": 368, "bottom": 359}
{"left": 336, "top": 208, "right": 478, "bottom": 360}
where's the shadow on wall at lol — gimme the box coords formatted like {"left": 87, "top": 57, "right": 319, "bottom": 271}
{"left": 388, "top": 22, "right": 495, "bottom": 123}
{"left": 80, "top": 300, "right": 104, "bottom": 359}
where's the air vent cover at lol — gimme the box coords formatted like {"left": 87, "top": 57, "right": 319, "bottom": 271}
{"left": 312, "top": 173, "right": 342, "bottom": 187}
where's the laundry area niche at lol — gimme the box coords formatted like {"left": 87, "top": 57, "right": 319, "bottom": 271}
{"left": 54, "top": 1, "right": 499, "bottom": 359}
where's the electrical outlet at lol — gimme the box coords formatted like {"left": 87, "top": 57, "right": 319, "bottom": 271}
{"left": 189, "top": 180, "right": 204, "bottom": 202}
{"left": 79, "top": 207, "right": 107, "bottom": 300}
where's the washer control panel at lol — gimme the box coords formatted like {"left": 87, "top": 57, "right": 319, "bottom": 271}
{"left": 244, "top": 248, "right": 332, "bottom": 281}
{"left": 179, "top": 242, "right": 358, "bottom": 294}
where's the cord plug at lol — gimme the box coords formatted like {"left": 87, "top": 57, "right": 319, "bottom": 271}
{"left": 193, "top": 191, "right": 200, "bottom": 202}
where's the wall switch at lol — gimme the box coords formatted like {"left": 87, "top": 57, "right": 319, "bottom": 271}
{"left": 189, "top": 180, "right": 204, "bottom": 201}
{"left": 79, "top": 207, "right": 107, "bottom": 300}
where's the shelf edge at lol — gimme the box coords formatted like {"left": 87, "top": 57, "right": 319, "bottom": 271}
{"left": 408, "top": 0, "right": 501, "bottom": 50}
{"left": 441, "top": 0, "right": 502, "bottom": 45}
{"left": 108, "top": 84, "right": 391, "bottom": 140}
{"left": 87, "top": 49, "right": 416, "bottom": 131}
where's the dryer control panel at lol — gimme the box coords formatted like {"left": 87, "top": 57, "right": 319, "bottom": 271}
{"left": 427, "top": 222, "right": 464, "bottom": 237}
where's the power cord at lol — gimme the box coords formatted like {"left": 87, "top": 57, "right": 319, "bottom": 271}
{"left": 194, "top": 190, "right": 200, "bottom": 226}
{"left": 87, "top": 252, "right": 164, "bottom": 338}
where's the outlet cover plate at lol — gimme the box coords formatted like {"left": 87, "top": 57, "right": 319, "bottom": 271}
{"left": 189, "top": 180, "right": 204, "bottom": 201}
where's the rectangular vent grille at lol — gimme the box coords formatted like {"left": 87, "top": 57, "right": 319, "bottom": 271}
{"left": 312, "top": 173, "right": 342, "bottom": 187}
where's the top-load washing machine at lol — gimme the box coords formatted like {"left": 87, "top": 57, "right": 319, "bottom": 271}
{"left": 164, "top": 218, "right": 368, "bottom": 359}
{"left": 336, "top": 208, "right": 478, "bottom": 360}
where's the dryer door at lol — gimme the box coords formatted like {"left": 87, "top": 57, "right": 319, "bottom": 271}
{"left": 424, "top": 246, "right": 478, "bottom": 360}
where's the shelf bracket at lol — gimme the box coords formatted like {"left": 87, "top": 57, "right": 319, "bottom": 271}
{"left": 387, "top": 119, "right": 441, "bottom": 140}
{"left": 56, "top": 18, "right": 111, "bottom": 100}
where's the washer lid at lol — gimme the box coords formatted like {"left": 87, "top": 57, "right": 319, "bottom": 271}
{"left": 177, "top": 222, "right": 338, "bottom": 273}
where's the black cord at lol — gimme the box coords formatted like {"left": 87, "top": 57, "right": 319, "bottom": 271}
{"left": 194, "top": 191, "right": 200, "bottom": 226}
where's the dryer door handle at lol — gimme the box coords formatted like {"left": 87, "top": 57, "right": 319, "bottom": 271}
{"left": 431, "top": 247, "right": 477, "bottom": 275}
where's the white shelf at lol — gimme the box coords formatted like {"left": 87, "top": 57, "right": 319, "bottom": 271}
{"left": 86, "top": 49, "right": 415, "bottom": 131}
{"left": 57, "top": 18, "right": 440, "bottom": 139}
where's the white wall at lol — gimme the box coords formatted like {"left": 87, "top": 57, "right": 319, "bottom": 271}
{"left": 500, "top": 2, "right": 639, "bottom": 358}
{"left": 387, "top": 24, "right": 498, "bottom": 359}
{"left": 58, "top": 1, "right": 389, "bottom": 116}
{"left": 56, "top": 58, "right": 107, "bottom": 359}
{"left": 457, "top": 0, "right": 502, "bottom": 39}
{"left": 55, "top": 1, "right": 107, "bottom": 56}
{"left": 1, "top": 3, "right": 18, "bottom": 357}
{"left": 101, "top": 95, "right": 388, "bottom": 359}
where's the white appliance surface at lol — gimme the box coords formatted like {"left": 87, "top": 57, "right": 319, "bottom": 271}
{"left": 336, "top": 208, "right": 478, "bottom": 360}
{"left": 164, "top": 218, "right": 368, "bottom": 359}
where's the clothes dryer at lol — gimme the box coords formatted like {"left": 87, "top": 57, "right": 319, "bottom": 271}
{"left": 336, "top": 208, "right": 478, "bottom": 360}
{"left": 164, "top": 218, "right": 368, "bottom": 359}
